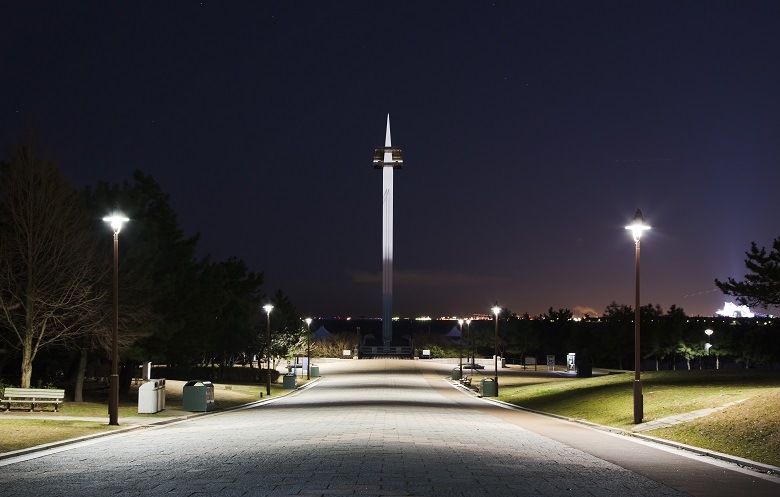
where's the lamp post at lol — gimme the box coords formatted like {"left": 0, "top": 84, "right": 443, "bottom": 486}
{"left": 458, "top": 318, "right": 464, "bottom": 375}
{"left": 625, "top": 209, "right": 650, "bottom": 424}
{"left": 492, "top": 305, "right": 501, "bottom": 395}
{"left": 103, "top": 213, "right": 128, "bottom": 426}
{"left": 263, "top": 304, "right": 274, "bottom": 395}
{"left": 305, "top": 318, "right": 313, "bottom": 380}
{"left": 466, "top": 318, "right": 472, "bottom": 366}
{"left": 704, "top": 329, "right": 714, "bottom": 369}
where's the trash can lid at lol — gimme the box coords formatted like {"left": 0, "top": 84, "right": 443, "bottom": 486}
{"left": 184, "top": 380, "right": 214, "bottom": 387}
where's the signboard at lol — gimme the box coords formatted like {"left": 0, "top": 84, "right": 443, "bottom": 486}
{"left": 343, "top": 349, "right": 351, "bottom": 356}
{"left": 422, "top": 349, "right": 431, "bottom": 357}
{"left": 546, "top": 355, "right": 555, "bottom": 372}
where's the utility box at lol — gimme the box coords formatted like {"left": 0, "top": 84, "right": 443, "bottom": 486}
{"left": 138, "top": 379, "right": 165, "bottom": 414}
{"left": 182, "top": 380, "right": 214, "bottom": 412}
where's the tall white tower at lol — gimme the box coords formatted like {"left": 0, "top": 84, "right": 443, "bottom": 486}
{"left": 373, "top": 114, "right": 403, "bottom": 350}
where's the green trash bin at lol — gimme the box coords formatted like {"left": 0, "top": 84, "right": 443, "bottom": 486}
{"left": 310, "top": 365, "right": 320, "bottom": 377}
{"left": 451, "top": 368, "right": 462, "bottom": 380}
{"left": 182, "top": 380, "right": 215, "bottom": 411}
{"left": 283, "top": 373, "right": 297, "bottom": 389}
{"left": 480, "top": 378, "right": 497, "bottom": 397}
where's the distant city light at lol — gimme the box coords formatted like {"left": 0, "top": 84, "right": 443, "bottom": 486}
{"left": 716, "top": 302, "right": 754, "bottom": 318}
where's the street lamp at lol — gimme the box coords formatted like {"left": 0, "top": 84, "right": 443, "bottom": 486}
{"left": 458, "top": 318, "right": 464, "bottom": 375}
{"left": 625, "top": 209, "right": 650, "bottom": 424}
{"left": 466, "top": 318, "right": 472, "bottom": 366}
{"left": 305, "top": 318, "right": 313, "bottom": 380}
{"left": 492, "top": 305, "right": 501, "bottom": 395}
{"left": 103, "top": 213, "right": 129, "bottom": 426}
{"left": 263, "top": 304, "right": 274, "bottom": 395}
{"left": 705, "top": 329, "right": 714, "bottom": 369}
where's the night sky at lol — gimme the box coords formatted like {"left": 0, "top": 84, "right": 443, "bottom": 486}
{"left": 3, "top": 1, "right": 780, "bottom": 319}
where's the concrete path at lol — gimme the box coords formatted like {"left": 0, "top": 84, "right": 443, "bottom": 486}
{"left": 0, "top": 359, "right": 778, "bottom": 497}
{"left": 632, "top": 399, "right": 747, "bottom": 432}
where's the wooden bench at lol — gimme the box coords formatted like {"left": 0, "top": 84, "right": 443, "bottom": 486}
{"left": 460, "top": 376, "right": 472, "bottom": 387}
{"left": 2, "top": 388, "right": 66, "bottom": 412}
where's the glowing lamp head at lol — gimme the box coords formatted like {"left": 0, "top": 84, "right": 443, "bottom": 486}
{"left": 466, "top": 318, "right": 471, "bottom": 325}
{"left": 458, "top": 318, "right": 464, "bottom": 326}
{"left": 263, "top": 304, "right": 274, "bottom": 314}
{"left": 305, "top": 318, "right": 312, "bottom": 326}
{"left": 625, "top": 209, "right": 650, "bottom": 241}
{"left": 492, "top": 305, "right": 501, "bottom": 317}
{"left": 103, "top": 214, "right": 129, "bottom": 234}
{"left": 705, "top": 329, "right": 713, "bottom": 337}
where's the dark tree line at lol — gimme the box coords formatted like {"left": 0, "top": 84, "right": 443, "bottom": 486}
{"left": 467, "top": 304, "right": 780, "bottom": 371}
{"left": 0, "top": 135, "right": 305, "bottom": 395}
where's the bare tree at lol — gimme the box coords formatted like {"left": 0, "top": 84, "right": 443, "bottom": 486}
{"left": 0, "top": 138, "right": 107, "bottom": 388}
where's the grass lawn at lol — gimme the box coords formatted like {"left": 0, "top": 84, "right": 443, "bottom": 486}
{"left": 0, "top": 379, "right": 295, "bottom": 453}
{"left": 497, "top": 369, "right": 780, "bottom": 467}
{"left": 0, "top": 419, "right": 126, "bottom": 452}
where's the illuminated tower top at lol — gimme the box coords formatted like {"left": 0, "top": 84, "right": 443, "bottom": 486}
{"left": 373, "top": 114, "right": 403, "bottom": 169}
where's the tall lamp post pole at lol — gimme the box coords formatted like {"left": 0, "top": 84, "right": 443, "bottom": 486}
{"left": 626, "top": 209, "right": 649, "bottom": 424}
{"left": 466, "top": 318, "right": 472, "bottom": 366}
{"left": 103, "top": 214, "right": 128, "bottom": 426}
{"left": 305, "top": 318, "right": 313, "bottom": 380}
{"left": 263, "top": 304, "right": 274, "bottom": 395}
{"left": 492, "top": 305, "right": 501, "bottom": 395}
{"left": 704, "top": 329, "right": 714, "bottom": 369}
{"left": 458, "top": 319, "right": 464, "bottom": 375}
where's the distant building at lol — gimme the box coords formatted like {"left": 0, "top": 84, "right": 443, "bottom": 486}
{"left": 716, "top": 302, "right": 755, "bottom": 318}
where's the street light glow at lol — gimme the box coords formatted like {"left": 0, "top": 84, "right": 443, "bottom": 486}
{"left": 625, "top": 209, "right": 650, "bottom": 241}
{"left": 103, "top": 214, "right": 129, "bottom": 234}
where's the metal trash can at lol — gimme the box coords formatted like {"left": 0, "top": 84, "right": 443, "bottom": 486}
{"left": 480, "top": 378, "right": 497, "bottom": 397}
{"left": 451, "top": 368, "right": 462, "bottom": 380}
{"left": 138, "top": 379, "right": 163, "bottom": 413}
{"left": 283, "top": 373, "right": 297, "bottom": 389}
{"left": 157, "top": 378, "right": 166, "bottom": 410}
{"left": 182, "top": 380, "right": 215, "bottom": 412}
{"left": 310, "top": 365, "right": 320, "bottom": 377}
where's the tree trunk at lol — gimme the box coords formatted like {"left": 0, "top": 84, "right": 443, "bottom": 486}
{"left": 74, "top": 348, "right": 88, "bottom": 402}
{"left": 20, "top": 336, "right": 34, "bottom": 388}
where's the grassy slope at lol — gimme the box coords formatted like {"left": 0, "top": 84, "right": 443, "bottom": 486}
{"left": 498, "top": 369, "right": 780, "bottom": 467}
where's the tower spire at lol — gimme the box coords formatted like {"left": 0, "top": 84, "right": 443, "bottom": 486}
{"left": 385, "top": 114, "right": 392, "bottom": 147}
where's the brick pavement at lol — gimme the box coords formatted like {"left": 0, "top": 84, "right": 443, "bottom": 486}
{"left": 0, "top": 359, "right": 777, "bottom": 496}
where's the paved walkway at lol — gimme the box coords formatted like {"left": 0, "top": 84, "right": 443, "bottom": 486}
{"left": 0, "top": 360, "right": 778, "bottom": 496}
{"left": 632, "top": 399, "right": 747, "bottom": 432}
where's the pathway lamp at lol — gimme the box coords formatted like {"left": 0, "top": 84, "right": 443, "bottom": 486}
{"left": 305, "top": 318, "right": 313, "bottom": 380}
{"left": 263, "top": 304, "right": 274, "bottom": 395}
{"left": 625, "top": 209, "right": 650, "bottom": 424}
{"left": 458, "top": 319, "right": 464, "bottom": 375}
{"left": 466, "top": 318, "right": 472, "bottom": 366}
{"left": 492, "top": 305, "right": 501, "bottom": 395}
{"left": 103, "top": 213, "right": 129, "bottom": 426}
{"left": 704, "top": 329, "right": 714, "bottom": 368}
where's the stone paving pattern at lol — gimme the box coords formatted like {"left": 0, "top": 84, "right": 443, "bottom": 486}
{"left": 0, "top": 360, "right": 777, "bottom": 496}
